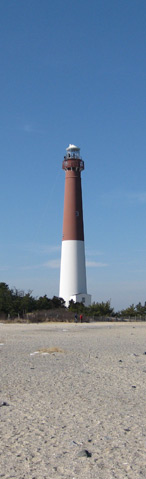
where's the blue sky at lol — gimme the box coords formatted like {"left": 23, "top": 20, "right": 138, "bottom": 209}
{"left": 0, "top": 0, "right": 146, "bottom": 311}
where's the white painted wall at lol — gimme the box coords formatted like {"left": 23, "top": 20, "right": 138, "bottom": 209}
{"left": 59, "top": 240, "right": 87, "bottom": 305}
{"left": 70, "top": 293, "right": 91, "bottom": 307}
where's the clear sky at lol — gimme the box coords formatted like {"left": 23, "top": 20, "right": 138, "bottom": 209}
{"left": 0, "top": 0, "right": 146, "bottom": 311}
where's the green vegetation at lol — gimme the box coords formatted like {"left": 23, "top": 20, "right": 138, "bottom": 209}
{"left": 120, "top": 302, "right": 146, "bottom": 318}
{"left": 68, "top": 299, "right": 113, "bottom": 317}
{"left": 0, "top": 283, "right": 65, "bottom": 318}
{"left": 0, "top": 283, "right": 146, "bottom": 321}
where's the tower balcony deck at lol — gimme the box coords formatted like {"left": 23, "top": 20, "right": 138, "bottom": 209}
{"left": 62, "top": 158, "right": 84, "bottom": 171}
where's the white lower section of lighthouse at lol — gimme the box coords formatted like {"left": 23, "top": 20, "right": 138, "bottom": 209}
{"left": 59, "top": 240, "right": 91, "bottom": 307}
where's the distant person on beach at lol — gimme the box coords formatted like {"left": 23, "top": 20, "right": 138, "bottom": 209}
{"left": 74, "top": 313, "right": 78, "bottom": 323}
{"left": 80, "top": 314, "right": 83, "bottom": 323}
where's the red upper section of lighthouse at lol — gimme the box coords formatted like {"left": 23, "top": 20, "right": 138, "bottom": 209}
{"left": 62, "top": 169, "right": 84, "bottom": 241}
{"left": 62, "top": 145, "right": 85, "bottom": 241}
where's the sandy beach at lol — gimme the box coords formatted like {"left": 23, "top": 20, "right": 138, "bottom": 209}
{"left": 0, "top": 321, "right": 146, "bottom": 479}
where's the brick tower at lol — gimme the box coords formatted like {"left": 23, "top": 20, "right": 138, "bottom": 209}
{"left": 59, "top": 144, "right": 91, "bottom": 307}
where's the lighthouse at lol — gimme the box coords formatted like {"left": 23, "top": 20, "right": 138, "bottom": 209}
{"left": 59, "top": 144, "right": 91, "bottom": 307}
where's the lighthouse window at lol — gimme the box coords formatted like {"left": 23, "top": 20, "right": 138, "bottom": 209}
{"left": 76, "top": 211, "right": 79, "bottom": 217}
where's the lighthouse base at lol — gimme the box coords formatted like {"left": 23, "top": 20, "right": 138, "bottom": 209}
{"left": 69, "top": 293, "right": 91, "bottom": 307}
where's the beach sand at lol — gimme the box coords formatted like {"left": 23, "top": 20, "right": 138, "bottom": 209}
{"left": 0, "top": 321, "right": 146, "bottom": 478}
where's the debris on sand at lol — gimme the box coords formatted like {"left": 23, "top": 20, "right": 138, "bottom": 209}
{"left": 30, "top": 347, "right": 65, "bottom": 356}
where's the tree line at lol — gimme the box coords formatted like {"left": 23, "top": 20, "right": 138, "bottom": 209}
{"left": 0, "top": 283, "right": 65, "bottom": 317}
{"left": 0, "top": 282, "right": 146, "bottom": 319}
